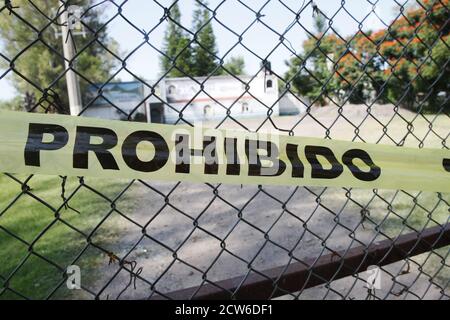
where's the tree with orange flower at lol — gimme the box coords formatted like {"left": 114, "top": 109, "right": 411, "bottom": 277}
{"left": 285, "top": 0, "right": 449, "bottom": 112}
{"left": 369, "top": 0, "right": 449, "bottom": 112}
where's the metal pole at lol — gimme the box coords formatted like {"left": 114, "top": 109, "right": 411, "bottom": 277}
{"left": 60, "top": 10, "right": 82, "bottom": 116}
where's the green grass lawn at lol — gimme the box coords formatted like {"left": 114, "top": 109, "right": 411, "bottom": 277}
{"left": 0, "top": 174, "right": 138, "bottom": 299}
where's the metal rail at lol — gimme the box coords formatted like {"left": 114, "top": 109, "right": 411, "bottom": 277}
{"left": 159, "top": 223, "right": 450, "bottom": 300}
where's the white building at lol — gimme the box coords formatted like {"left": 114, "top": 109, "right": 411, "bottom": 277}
{"left": 83, "top": 68, "right": 282, "bottom": 123}
{"left": 148, "top": 69, "right": 279, "bottom": 123}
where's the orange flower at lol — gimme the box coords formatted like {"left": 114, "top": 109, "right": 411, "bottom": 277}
{"left": 370, "top": 29, "right": 385, "bottom": 42}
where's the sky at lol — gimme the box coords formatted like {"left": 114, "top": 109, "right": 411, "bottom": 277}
{"left": 0, "top": 0, "right": 409, "bottom": 101}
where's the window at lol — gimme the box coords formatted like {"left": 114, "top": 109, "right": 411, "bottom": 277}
{"left": 241, "top": 102, "right": 249, "bottom": 113}
{"left": 266, "top": 79, "right": 273, "bottom": 88}
{"left": 168, "top": 85, "right": 176, "bottom": 94}
{"left": 204, "top": 105, "right": 212, "bottom": 116}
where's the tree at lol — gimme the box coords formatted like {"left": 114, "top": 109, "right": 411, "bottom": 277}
{"left": 285, "top": 0, "right": 449, "bottom": 112}
{"left": 313, "top": 12, "right": 326, "bottom": 34}
{"left": 222, "top": 56, "right": 246, "bottom": 75}
{"left": 160, "top": 2, "right": 194, "bottom": 77}
{"left": 332, "top": 31, "right": 384, "bottom": 104}
{"left": 370, "top": 0, "right": 450, "bottom": 112}
{"left": 0, "top": 96, "right": 22, "bottom": 111}
{"left": 0, "top": 0, "right": 119, "bottom": 113}
{"left": 160, "top": 1, "right": 221, "bottom": 78}
{"left": 285, "top": 15, "right": 345, "bottom": 106}
{"left": 191, "top": 1, "right": 220, "bottom": 76}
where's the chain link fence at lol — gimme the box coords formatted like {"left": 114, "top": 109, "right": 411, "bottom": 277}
{"left": 0, "top": 0, "right": 449, "bottom": 300}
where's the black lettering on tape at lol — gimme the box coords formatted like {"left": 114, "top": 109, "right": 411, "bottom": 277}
{"left": 305, "top": 145, "right": 343, "bottom": 179}
{"left": 122, "top": 131, "right": 169, "bottom": 172}
{"left": 24, "top": 123, "right": 69, "bottom": 167}
{"left": 175, "top": 134, "right": 190, "bottom": 174}
{"left": 175, "top": 134, "right": 218, "bottom": 174}
{"left": 203, "top": 136, "right": 218, "bottom": 175}
{"left": 286, "top": 143, "right": 304, "bottom": 178}
{"left": 444, "top": 158, "right": 450, "bottom": 172}
{"left": 245, "top": 139, "right": 286, "bottom": 177}
{"left": 342, "top": 149, "right": 381, "bottom": 181}
{"left": 73, "top": 126, "right": 119, "bottom": 170}
{"left": 224, "top": 138, "right": 240, "bottom": 176}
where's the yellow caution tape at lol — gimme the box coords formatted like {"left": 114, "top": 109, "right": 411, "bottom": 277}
{"left": 0, "top": 110, "right": 448, "bottom": 192}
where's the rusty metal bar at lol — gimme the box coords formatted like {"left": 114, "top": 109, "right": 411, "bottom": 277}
{"left": 156, "top": 223, "right": 450, "bottom": 300}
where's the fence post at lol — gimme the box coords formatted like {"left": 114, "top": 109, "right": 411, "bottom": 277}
{"left": 60, "top": 9, "right": 83, "bottom": 116}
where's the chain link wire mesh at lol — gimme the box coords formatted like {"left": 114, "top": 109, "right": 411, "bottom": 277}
{"left": 0, "top": 0, "right": 449, "bottom": 300}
